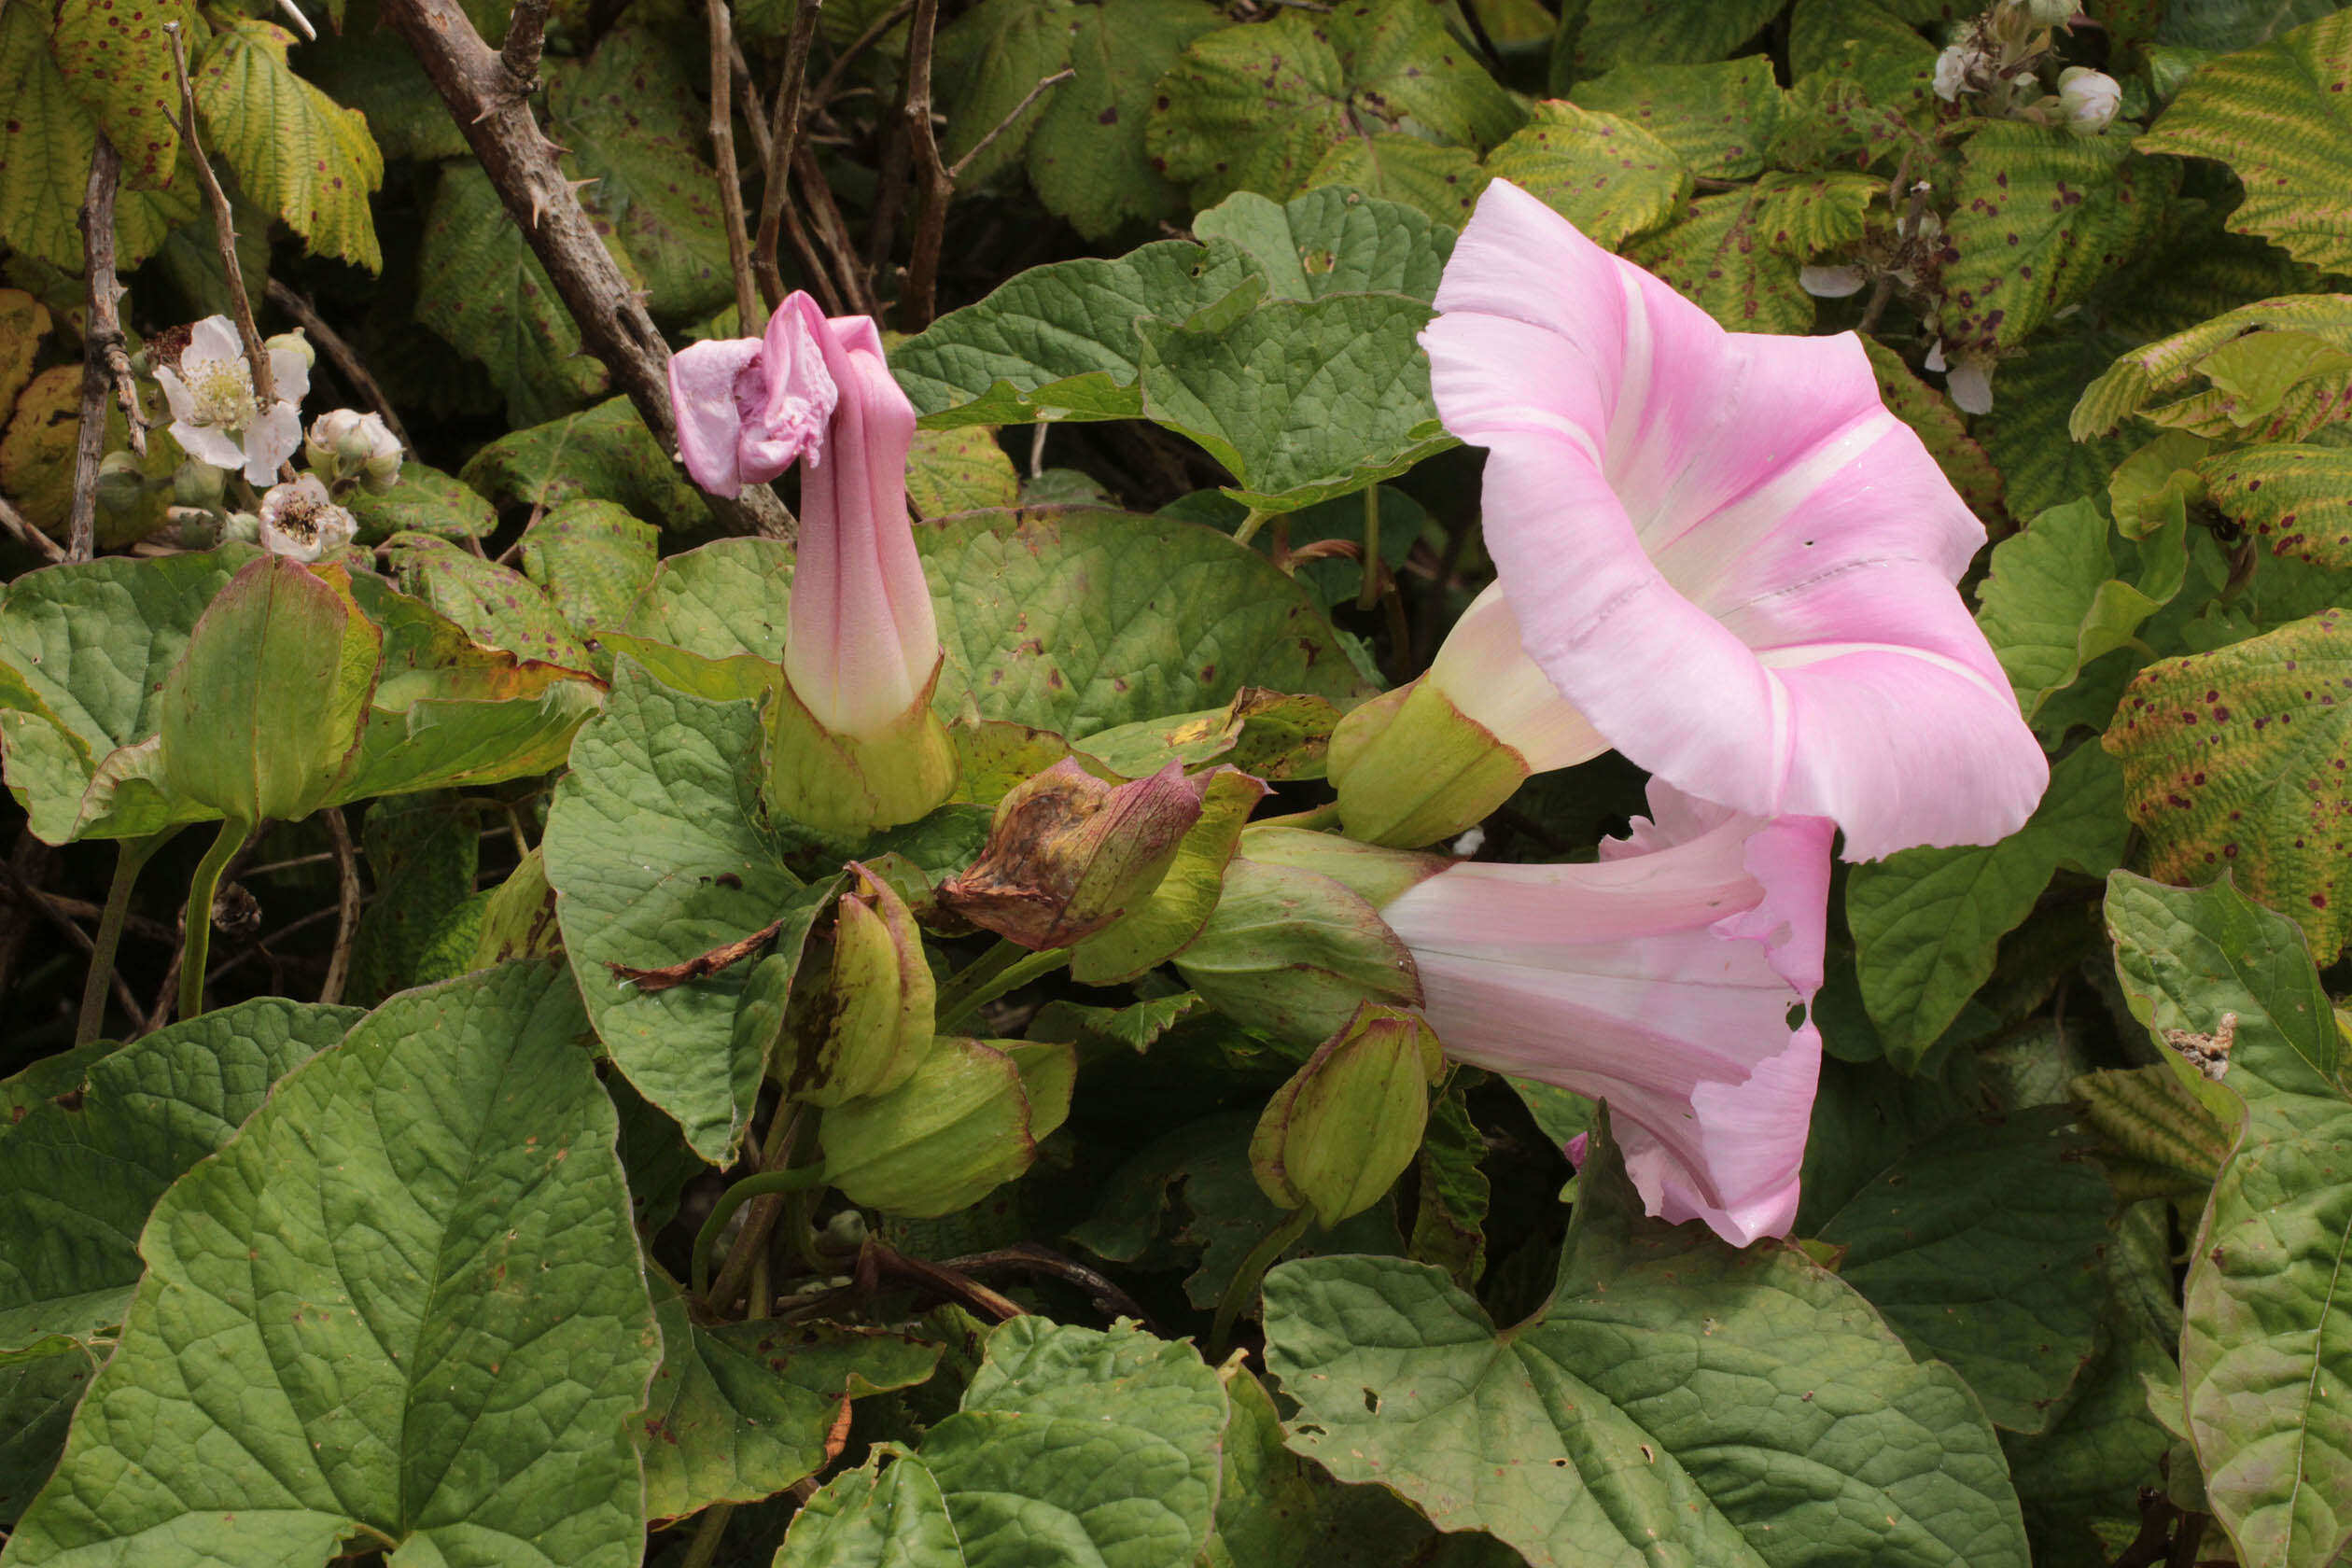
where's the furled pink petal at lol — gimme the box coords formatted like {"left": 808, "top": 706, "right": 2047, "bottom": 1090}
{"left": 784, "top": 309, "right": 938, "bottom": 737}
{"left": 749, "top": 292, "right": 839, "bottom": 479}
{"left": 669, "top": 337, "right": 767, "bottom": 496}
{"left": 1379, "top": 780, "right": 1833, "bottom": 1246}
{"left": 1422, "top": 180, "right": 2048, "bottom": 861}
{"left": 240, "top": 403, "right": 302, "bottom": 485}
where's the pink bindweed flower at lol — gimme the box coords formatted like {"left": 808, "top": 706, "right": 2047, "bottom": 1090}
{"left": 1378, "top": 782, "right": 1833, "bottom": 1246}
{"left": 1421, "top": 180, "right": 2047, "bottom": 861}
{"left": 669, "top": 293, "right": 939, "bottom": 739}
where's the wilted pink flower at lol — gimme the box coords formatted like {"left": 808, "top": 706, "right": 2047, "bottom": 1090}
{"left": 670, "top": 293, "right": 938, "bottom": 738}
{"left": 1379, "top": 782, "right": 1833, "bottom": 1246}
{"left": 1421, "top": 181, "right": 2047, "bottom": 861}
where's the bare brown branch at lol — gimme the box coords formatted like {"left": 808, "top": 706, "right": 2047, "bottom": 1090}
{"left": 318, "top": 807, "right": 363, "bottom": 1006}
{"left": 750, "top": 0, "right": 826, "bottom": 310}
{"left": 70, "top": 135, "right": 124, "bottom": 564}
{"left": 164, "top": 25, "right": 275, "bottom": 409}
{"left": 896, "top": 0, "right": 950, "bottom": 332}
{"left": 381, "top": 0, "right": 797, "bottom": 539}
{"left": 707, "top": 0, "right": 763, "bottom": 329}
{"left": 0, "top": 496, "right": 66, "bottom": 564}
{"left": 946, "top": 67, "right": 1072, "bottom": 182}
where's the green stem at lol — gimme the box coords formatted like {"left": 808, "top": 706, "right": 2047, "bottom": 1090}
{"left": 1230, "top": 507, "right": 1275, "bottom": 549}
{"left": 678, "top": 1503, "right": 733, "bottom": 1568}
{"left": 1210, "top": 1206, "right": 1313, "bottom": 1358}
{"left": 935, "top": 942, "right": 1070, "bottom": 1034}
{"left": 177, "top": 818, "right": 246, "bottom": 1026}
{"left": 693, "top": 1162, "right": 830, "bottom": 1300}
{"left": 1356, "top": 484, "right": 1381, "bottom": 612}
{"left": 76, "top": 828, "right": 178, "bottom": 1047}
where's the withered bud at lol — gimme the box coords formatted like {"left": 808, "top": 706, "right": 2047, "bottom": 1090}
{"left": 940, "top": 758, "right": 1213, "bottom": 949}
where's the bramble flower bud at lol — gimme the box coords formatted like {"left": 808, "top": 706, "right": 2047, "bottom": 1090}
{"left": 2021, "top": 0, "right": 2075, "bottom": 25}
{"left": 221, "top": 511, "right": 261, "bottom": 545}
{"left": 305, "top": 409, "right": 403, "bottom": 494}
{"left": 93, "top": 452, "right": 147, "bottom": 516}
{"left": 1933, "top": 42, "right": 1970, "bottom": 101}
{"left": 265, "top": 329, "right": 315, "bottom": 371}
{"left": 2057, "top": 66, "right": 2121, "bottom": 134}
{"left": 173, "top": 458, "right": 226, "bottom": 511}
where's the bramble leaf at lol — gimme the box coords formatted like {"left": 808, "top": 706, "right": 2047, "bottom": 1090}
{"left": 193, "top": 21, "right": 385, "bottom": 271}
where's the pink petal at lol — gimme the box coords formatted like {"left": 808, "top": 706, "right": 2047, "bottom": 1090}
{"left": 783, "top": 309, "right": 937, "bottom": 737}
{"left": 1423, "top": 180, "right": 2049, "bottom": 861}
{"left": 668, "top": 337, "right": 765, "bottom": 497}
{"left": 1379, "top": 784, "right": 1831, "bottom": 1246}
{"left": 749, "top": 292, "right": 840, "bottom": 480}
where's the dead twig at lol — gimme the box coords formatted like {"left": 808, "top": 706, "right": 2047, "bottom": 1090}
{"left": 869, "top": 1241, "right": 1025, "bottom": 1321}
{"left": 500, "top": 0, "right": 553, "bottom": 86}
{"left": 318, "top": 807, "right": 363, "bottom": 1006}
{"left": 0, "top": 496, "right": 66, "bottom": 564}
{"left": 945, "top": 67, "right": 1072, "bottom": 183}
{"left": 608, "top": 915, "right": 789, "bottom": 992}
{"left": 749, "top": 0, "right": 827, "bottom": 311}
{"left": 794, "top": 143, "right": 875, "bottom": 315}
{"left": 264, "top": 281, "right": 410, "bottom": 447}
{"left": 0, "top": 856, "right": 147, "bottom": 1035}
{"left": 809, "top": 0, "right": 918, "bottom": 122}
{"left": 707, "top": 0, "right": 763, "bottom": 330}
{"left": 164, "top": 26, "right": 275, "bottom": 410}
{"left": 942, "top": 1243, "right": 1158, "bottom": 1331}
{"left": 69, "top": 135, "right": 126, "bottom": 564}
{"left": 895, "top": 0, "right": 950, "bottom": 330}
{"left": 381, "top": 0, "right": 797, "bottom": 540}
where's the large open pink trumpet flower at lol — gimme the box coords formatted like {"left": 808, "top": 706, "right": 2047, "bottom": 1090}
{"left": 1379, "top": 783, "right": 1832, "bottom": 1245}
{"left": 1421, "top": 180, "right": 2046, "bottom": 861}
{"left": 669, "top": 293, "right": 938, "bottom": 739}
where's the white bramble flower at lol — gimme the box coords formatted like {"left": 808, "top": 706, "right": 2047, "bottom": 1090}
{"left": 154, "top": 316, "right": 311, "bottom": 486}
{"left": 257, "top": 474, "right": 357, "bottom": 563}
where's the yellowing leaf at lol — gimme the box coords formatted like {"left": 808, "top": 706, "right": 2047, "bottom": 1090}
{"left": 48, "top": 0, "right": 200, "bottom": 187}
{"left": 1622, "top": 170, "right": 1877, "bottom": 333}
{"left": 2201, "top": 443, "right": 2352, "bottom": 568}
{"left": 1481, "top": 102, "right": 1689, "bottom": 248}
{"left": 2139, "top": 11, "right": 2352, "bottom": 274}
{"left": 2106, "top": 609, "right": 2352, "bottom": 961}
{"left": 193, "top": 20, "right": 385, "bottom": 271}
{"left": 2071, "top": 294, "right": 2352, "bottom": 441}
{"left": 418, "top": 161, "right": 612, "bottom": 424}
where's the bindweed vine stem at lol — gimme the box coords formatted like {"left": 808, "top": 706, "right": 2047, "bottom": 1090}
{"left": 178, "top": 818, "right": 250, "bottom": 1025}
{"left": 693, "top": 1162, "right": 830, "bottom": 1300}
{"left": 77, "top": 830, "right": 179, "bottom": 1047}
{"left": 933, "top": 940, "right": 1069, "bottom": 1033}
{"left": 1211, "top": 1206, "right": 1312, "bottom": 1358}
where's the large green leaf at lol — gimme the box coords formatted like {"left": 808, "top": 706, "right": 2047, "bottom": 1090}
{"left": 301, "top": 17, "right": 472, "bottom": 162}
{"left": 193, "top": 21, "right": 385, "bottom": 271}
{"left": 1145, "top": 0, "right": 1522, "bottom": 208}
{"left": 934, "top": 0, "right": 1075, "bottom": 185}
{"left": 521, "top": 499, "right": 661, "bottom": 639}
{"left": 1847, "top": 744, "right": 2128, "bottom": 1068}
{"left": 1981, "top": 328, "right": 2141, "bottom": 519}
{"left": 542, "top": 661, "right": 804, "bottom": 1161}
{"left": 2, "top": 963, "right": 662, "bottom": 1568}
{"left": 639, "top": 1270, "right": 940, "bottom": 1523}
{"left": 2106, "top": 873, "right": 2352, "bottom": 1568}
{"left": 418, "top": 162, "right": 614, "bottom": 424}
{"left": 0, "top": 1000, "right": 361, "bottom": 1357}
{"left": 1938, "top": 123, "right": 2168, "bottom": 358}
{"left": 1262, "top": 1123, "right": 2030, "bottom": 1568}
{"left": 0, "top": 1342, "right": 91, "bottom": 1532}
{"left": 1190, "top": 187, "right": 1454, "bottom": 302}
{"left": 2139, "top": 12, "right": 2352, "bottom": 274}
{"left": 1785, "top": 0, "right": 1938, "bottom": 126}
{"left": 1024, "top": 0, "right": 1225, "bottom": 238}
{"left": 461, "top": 397, "right": 716, "bottom": 533}
{"left": 1138, "top": 293, "right": 1452, "bottom": 512}
{"left": 546, "top": 24, "right": 735, "bottom": 319}
{"left": 0, "top": 5, "right": 193, "bottom": 271}
{"left": 347, "top": 792, "right": 483, "bottom": 1005}
{"left": 779, "top": 1316, "right": 1230, "bottom": 1567}
{"left": 922, "top": 507, "right": 1366, "bottom": 735}
{"left": 889, "top": 240, "right": 1259, "bottom": 427}
{"left": 1808, "top": 1109, "right": 2114, "bottom": 1433}
{"left": 346, "top": 460, "right": 499, "bottom": 543}
{"left": 2105, "top": 608, "right": 2352, "bottom": 962}
{"left": 1569, "top": 0, "right": 1783, "bottom": 73}
{"left": 1998, "top": 1319, "right": 2177, "bottom": 1563}
{"left": 0, "top": 549, "right": 253, "bottom": 845}
{"left": 1974, "top": 497, "right": 2186, "bottom": 721}
{"left": 387, "top": 533, "right": 595, "bottom": 669}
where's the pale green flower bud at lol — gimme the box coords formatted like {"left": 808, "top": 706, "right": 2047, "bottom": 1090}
{"left": 264, "top": 329, "right": 315, "bottom": 371}
{"left": 2057, "top": 66, "right": 2121, "bottom": 134}
{"left": 94, "top": 451, "right": 147, "bottom": 516}
{"left": 173, "top": 458, "right": 227, "bottom": 511}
